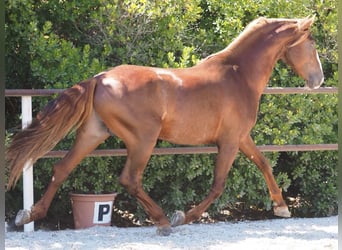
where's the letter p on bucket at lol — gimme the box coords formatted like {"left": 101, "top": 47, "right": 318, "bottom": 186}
{"left": 70, "top": 193, "right": 117, "bottom": 229}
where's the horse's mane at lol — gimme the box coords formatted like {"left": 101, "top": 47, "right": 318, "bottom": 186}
{"left": 234, "top": 17, "right": 269, "bottom": 40}
{"left": 199, "top": 17, "right": 298, "bottom": 63}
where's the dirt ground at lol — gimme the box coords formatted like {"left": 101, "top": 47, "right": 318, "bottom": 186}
{"left": 6, "top": 215, "right": 337, "bottom": 250}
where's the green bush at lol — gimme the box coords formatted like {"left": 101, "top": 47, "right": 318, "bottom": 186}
{"left": 5, "top": 0, "right": 337, "bottom": 225}
{"left": 278, "top": 151, "right": 337, "bottom": 217}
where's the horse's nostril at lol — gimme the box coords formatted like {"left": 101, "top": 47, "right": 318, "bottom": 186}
{"left": 307, "top": 74, "right": 324, "bottom": 89}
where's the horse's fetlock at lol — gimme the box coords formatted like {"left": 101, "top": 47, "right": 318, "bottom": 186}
{"left": 31, "top": 205, "right": 48, "bottom": 221}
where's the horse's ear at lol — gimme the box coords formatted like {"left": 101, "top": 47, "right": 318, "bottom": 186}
{"left": 275, "top": 22, "right": 298, "bottom": 34}
{"left": 298, "top": 16, "right": 315, "bottom": 32}
{"left": 287, "top": 16, "right": 314, "bottom": 48}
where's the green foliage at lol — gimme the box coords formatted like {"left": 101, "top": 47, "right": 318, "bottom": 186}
{"left": 30, "top": 21, "right": 105, "bottom": 89}
{"left": 278, "top": 151, "right": 337, "bottom": 217}
{"left": 5, "top": 0, "right": 337, "bottom": 224}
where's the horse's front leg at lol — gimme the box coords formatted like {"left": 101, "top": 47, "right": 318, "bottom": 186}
{"left": 171, "top": 143, "right": 239, "bottom": 226}
{"left": 239, "top": 135, "right": 291, "bottom": 217}
{"left": 119, "top": 142, "right": 171, "bottom": 236}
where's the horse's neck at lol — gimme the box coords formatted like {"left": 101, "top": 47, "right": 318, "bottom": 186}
{"left": 207, "top": 31, "right": 288, "bottom": 97}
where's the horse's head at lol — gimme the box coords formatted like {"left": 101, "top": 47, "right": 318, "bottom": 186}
{"left": 280, "top": 17, "right": 324, "bottom": 89}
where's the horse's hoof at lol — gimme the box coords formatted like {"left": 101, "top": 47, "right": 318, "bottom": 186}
{"left": 15, "top": 209, "right": 31, "bottom": 226}
{"left": 274, "top": 206, "right": 291, "bottom": 218}
{"left": 157, "top": 226, "right": 172, "bottom": 236}
{"left": 171, "top": 210, "right": 185, "bottom": 227}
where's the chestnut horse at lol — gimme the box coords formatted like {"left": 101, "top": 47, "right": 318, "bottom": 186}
{"left": 7, "top": 17, "right": 323, "bottom": 236}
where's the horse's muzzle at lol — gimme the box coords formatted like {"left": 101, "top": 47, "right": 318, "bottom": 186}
{"left": 306, "top": 74, "right": 324, "bottom": 89}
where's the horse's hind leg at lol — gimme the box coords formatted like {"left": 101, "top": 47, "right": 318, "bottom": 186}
{"left": 15, "top": 112, "right": 110, "bottom": 226}
{"left": 239, "top": 135, "right": 291, "bottom": 217}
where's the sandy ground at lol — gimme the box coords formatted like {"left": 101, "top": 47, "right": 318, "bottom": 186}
{"left": 5, "top": 216, "right": 338, "bottom": 250}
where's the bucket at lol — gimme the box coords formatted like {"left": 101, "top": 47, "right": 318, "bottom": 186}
{"left": 70, "top": 192, "right": 117, "bottom": 229}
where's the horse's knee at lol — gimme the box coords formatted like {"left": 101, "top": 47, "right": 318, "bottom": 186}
{"left": 119, "top": 174, "right": 139, "bottom": 196}
{"left": 119, "top": 173, "right": 129, "bottom": 188}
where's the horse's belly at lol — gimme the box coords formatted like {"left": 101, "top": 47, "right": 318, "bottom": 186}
{"left": 159, "top": 120, "right": 217, "bottom": 145}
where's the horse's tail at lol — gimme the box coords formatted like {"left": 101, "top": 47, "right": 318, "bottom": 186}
{"left": 6, "top": 78, "right": 97, "bottom": 190}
